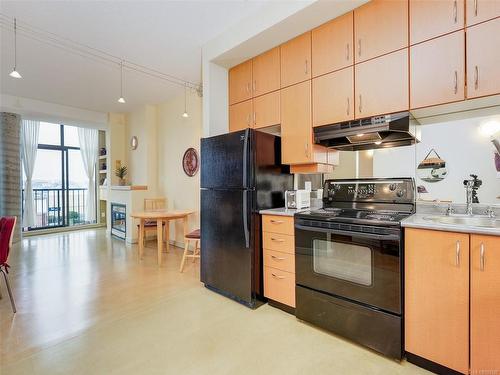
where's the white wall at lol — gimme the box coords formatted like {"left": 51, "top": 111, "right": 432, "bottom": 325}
{"left": 157, "top": 90, "right": 202, "bottom": 244}
{"left": 373, "top": 116, "right": 500, "bottom": 204}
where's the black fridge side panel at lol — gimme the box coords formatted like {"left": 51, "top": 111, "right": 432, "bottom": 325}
{"left": 200, "top": 188, "right": 254, "bottom": 306}
{"left": 200, "top": 129, "right": 252, "bottom": 189}
{"left": 253, "top": 130, "right": 293, "bottom": 211}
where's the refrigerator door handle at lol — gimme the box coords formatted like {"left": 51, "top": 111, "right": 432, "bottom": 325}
{"left": 243, "top": 190, "right": 249, "bottom": 248}
{"left": 242, "top": 129, "right": 249, "bottom": 188}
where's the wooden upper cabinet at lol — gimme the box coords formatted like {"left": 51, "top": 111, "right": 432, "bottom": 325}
{"left": 355, "top": 49, "right": 409, "bottom": 118}
{"left": 410, "top": 31, "right": 465, "bottom": 109}
{"left": 471, "top": 234, "right": 500, "bottom": 374}
{"left": 405, "top": 228, "right": 470, "bottom": 375}
{"left": 281, "top": 81, "right": 313, "bottom": 164}
{"left": 229, "top": 100, "right": 253, "bottom": 132}
{"left": 466, "top": 17, "right": 500, "bottom": 99}
{"left": 254, "top": 91, "right": 280, "bottom": 129}
{"left": 312, "top": 67, "right": 354, "bottom": 126}
{"left": 410, "top": 0, "right": 465, "bottom": 45}
{"left": 466, "top": 0, "right": 500, "bottom": 26}
{"left": 312, "top": 11, "right": 353, "bottom": 77}
{"left": 280, "top": 32, "right": 312, "bottom": 88}
{"left": 252, "top": 47, "right": 280, "bottom": 97}
{"left": 229, "top": 60, "right": 252, "bottom": 105}
{"left": 354, "top": 0, "right": 408, "bottom": 63}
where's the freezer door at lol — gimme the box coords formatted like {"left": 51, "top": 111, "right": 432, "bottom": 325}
{"left": 201, "top": 129, "right": 252, "bottom": 189}
{"left": 200, "top": 188, "right": 254, "bottom": 305}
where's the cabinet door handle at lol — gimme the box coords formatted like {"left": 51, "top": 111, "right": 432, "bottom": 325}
{"left": 271, "top": 273, "right": 285, "bottom": 279}
{"left": 305, "top": 59, "right": 309, "bottom": 75}
{"left": 454, "top": 70, "right": 458, "bottom": 94}
{"left": 270, "top": 219, "right": 284, "bottom": 224}
{"left": 453, "top": 0, "right": 458, "bottom": 23}
{"left": 474, "top": 0, "right": 478, "bottom": 16}
{"left": 346, "top": 43, "right": 350, "bottom": 61}
{"left": 253, "top": 112, "right": 256, "bottom": 125}
{"left": 253, "top": 80, "right": 256, "bottom": 93}
{"left": 304, "top": 142, "right": 309, "bottom": 157}
{"left": 271, "top": 255, "right": 286, "bottom": 261}
{"left": 271, "top": 238, "right": 285, "bottom": 242}
{"left": 358, "top": 39, "right": 361, "bottom": 58}
{"left": 246, "top": 113, "right": 251, "bottom": 126}
{"left": 455, "top": 241, "right": 461, "bottom": 267}
{"left": 480, "top": 243, "right": 485, "bottom": 271}
{"left": 346, "top": 97, "right": 350, "bottom": 116}
{"left": 474, "top": 66, "right": 479, "bottom": 90}
{"left": 246, "top": 82, "right": 250, "bottom": 93}
{"left": 358, "top": 94, "right": 362, "bottom": 113}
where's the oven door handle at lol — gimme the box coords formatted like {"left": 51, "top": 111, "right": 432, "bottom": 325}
{"left": 295, "top": 224, "right": 400, "bottom": 241}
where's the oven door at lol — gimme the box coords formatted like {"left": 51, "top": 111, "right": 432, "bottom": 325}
{"left": 295, "top": 222, "right": 402, "bottom": 314}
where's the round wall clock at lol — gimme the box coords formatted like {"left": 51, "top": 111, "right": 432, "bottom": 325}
{"left": 182, "top": 148, "right": 199, "bottom": 177}
{"left": 130, "top": 136, "right": 138, "bottom": 150}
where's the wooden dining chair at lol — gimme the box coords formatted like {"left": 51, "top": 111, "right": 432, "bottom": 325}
{"left": 137, "top": 198, "right": 167, "bottom": 248}
{"left": 180, "top": 229, "right": 200, "bottom": 272}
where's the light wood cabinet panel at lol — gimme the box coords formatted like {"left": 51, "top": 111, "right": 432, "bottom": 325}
{"left": 229, "top": 99, "right": 253, "bottom": 132}
{"left": 280, "top": 32, "right": 311, "bottom": 88}
{"left": 466, "top": 17, "right": 500, "bottom": 98}
{"left": 410, "top": 0, "right": 465, "bottom": 45}
{"left": 262, "top": 215, "right": 294, "bottom": 236}
{"left": 264, "top": 266, "right": 295, "bottom": 307}
{"left": 471, "top": 234, "right": 500, "bottom": 373}
{"left": 312, "top": 11, "right": 353, "bottom": 77}
{"left": 312, "top": 67, "right": 354, "bottom": 127}
{"left": 354, "top": 0, "right": 408, "bottom": 63}
{"left": 252, "top": 47, "right": 280, "bottom": 97}
{"left": 263, "top": 249, "right": 295, "bottom": 274}
{"left": 228, "top": 60, "right": 252, "bottom": 105}
{"left": 410, "top": 31, "right": 465, "bottom": 109}
{"left": 466, "top": 0, "right": 500, "bottom": 26}
{"left": 405, "top": 228, "right": 469, "bottom": 374}
{"left": 355, "top": 49, "right": 409, "bottom": 118}
{"left": 281, "top": 80, "right": 313, "bottom": 164}
{"left": 253, "top": 91, "right": 280, "bottom": 129}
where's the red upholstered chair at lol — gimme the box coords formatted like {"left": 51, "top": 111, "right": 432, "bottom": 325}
{"left": 0, "top": 216, "right": 17, "bottom": 313}
{"left": 179, "top": 229, "right": 200, "bottom": 272}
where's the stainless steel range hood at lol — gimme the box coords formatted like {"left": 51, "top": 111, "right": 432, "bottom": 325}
{"left": 313, "top": 112, "right": 421, "bottom": 151}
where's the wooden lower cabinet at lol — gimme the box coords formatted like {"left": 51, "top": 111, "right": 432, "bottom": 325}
{"left": 405, "top": 228, "right": 469, "bottom": 374}
{"left": 262, "top": 214, "right": 296, "bottom": 308}
{"left": 471, "top": 234, "right": 500, "bottom": 373}
{"left": 229, "top": 99, "right": 252, "bottom": 132}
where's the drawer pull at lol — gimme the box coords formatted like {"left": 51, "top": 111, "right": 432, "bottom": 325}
{"left": 270, "top": 219, "right": 284, "bottom": 224}
{"left": 271, "top": 255, "right": 286, "bottom": 261}
{"left": 453, "top": 0, "right": 458, "bottom": 23}
{"left": 271, "top": 273, "right": 285, "bottom": 279}
{"left": 474, "top": 66, "right": 479, "bottom": 90}
{"left": 455, "top": 240, "right": 460, "bottom": 267}
{"left": 271, "top": 238, "right": 285, "bottom": 242}
{"left": 453, "top": 70, "right": 458, "bottom": 94}
{"left": 474, "top": 0, "right": 478, "bottom": 16}
{"left": 480, "top": 243, "right": 485, "bottom": 271}
{"left": 346, "top": 43, "right": 349, "bottom": 61}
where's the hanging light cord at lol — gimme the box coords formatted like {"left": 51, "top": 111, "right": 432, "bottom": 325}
{"left": 120, "top": 61, "right": 124, "bottom": 97}
{"left": 13, "top": 17, "right": 17, "bottom": 69}
{"left": 184, "top": 84, "right": 187, "bottom": 113}
{"left": 0, "top": 13, "right": 201, "bottom": 92}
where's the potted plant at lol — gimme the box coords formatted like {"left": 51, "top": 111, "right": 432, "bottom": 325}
{"left": 115, "top": 166, "right": 128, "bottom": 186}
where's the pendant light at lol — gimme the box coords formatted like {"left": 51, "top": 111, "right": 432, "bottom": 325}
{"left": 118, "top": 60, "right": 125, "bottom": 103}
{"left": 182, "top": 84, "right": 189, "bottom": 118}
{"left": 9, "top": 18, "right": 22, "bottom": 79}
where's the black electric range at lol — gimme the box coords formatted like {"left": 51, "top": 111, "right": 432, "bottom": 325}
{"left": 294, "top": 178, "right": 415, "bottom": 359}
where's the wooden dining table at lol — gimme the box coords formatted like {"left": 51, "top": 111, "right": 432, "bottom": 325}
{"left": 130, "top": 210, "right": 194, "bottom": 266}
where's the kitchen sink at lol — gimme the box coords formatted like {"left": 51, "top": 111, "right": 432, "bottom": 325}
{"left": 422, "top": 215, "right": 500, "bottom": 228}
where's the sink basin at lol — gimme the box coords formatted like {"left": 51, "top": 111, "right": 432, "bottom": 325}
{"left": 422, "top": 215, "right": 500, "bottom": 228}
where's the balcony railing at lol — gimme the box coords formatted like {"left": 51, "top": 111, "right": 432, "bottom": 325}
{"left": 22, "top": 188, "right": 90, "bottom": 230}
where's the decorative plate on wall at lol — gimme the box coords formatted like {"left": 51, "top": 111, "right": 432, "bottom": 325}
{"left": 182, "top": 148, "right": 199, "bottom": 177}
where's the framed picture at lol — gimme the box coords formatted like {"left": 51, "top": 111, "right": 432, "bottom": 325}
{"left": 182, "top": 148, "right": 199, "bottom": 177}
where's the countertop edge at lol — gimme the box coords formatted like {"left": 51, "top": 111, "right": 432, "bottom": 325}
{"left": 259, "top": 207, "right": 306, "bottom": 217}
{"left": 401, "top": 215, "right": 500, "bottom": 236}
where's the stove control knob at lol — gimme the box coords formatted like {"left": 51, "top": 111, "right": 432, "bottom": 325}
{"left": 396, "top": 190, "right": 406, "bottom": 198}
{"left": 389, "top": 183, "right": 397, "bottom": 191}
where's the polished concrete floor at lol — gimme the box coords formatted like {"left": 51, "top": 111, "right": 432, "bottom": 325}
{"left": 0, "top": 229, "right": 429, "bottom": 375}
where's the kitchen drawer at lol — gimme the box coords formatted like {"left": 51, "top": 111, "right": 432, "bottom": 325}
{"left": 264, "top": 266, "right": 296, "bottom": 307}
{"left": 262, "top": 215, "right": 294, "bottom": 235}
{"left": 263, "top": 232, "right": 295, "bottom": 254}
{"left": 263, "top": 248, "right": 295, "bottom": 274}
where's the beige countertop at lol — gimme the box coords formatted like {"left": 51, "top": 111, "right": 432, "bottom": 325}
{"left": 259, "top": 207, "right": 309, "bottom": 217}
{"left": 402, "top": 214, "right": 500, "bottom": 236}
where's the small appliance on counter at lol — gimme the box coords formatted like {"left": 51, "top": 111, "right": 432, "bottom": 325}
{"left": 294, "top": 177, "right": 416, "bottom": 359}
{"left": 285, "top": 189, "right": 310, "bottom": 209}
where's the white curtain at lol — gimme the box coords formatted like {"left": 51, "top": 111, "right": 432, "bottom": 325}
{"left": 77, "top": 128, "right": 99, "bottom": 223}
{"left": 21, "top": 120, "right": 40, "bottom": 228}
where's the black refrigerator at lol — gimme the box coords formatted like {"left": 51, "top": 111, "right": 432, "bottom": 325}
{"left": 200, "top": 129, "right": 293, "bottom": 308}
